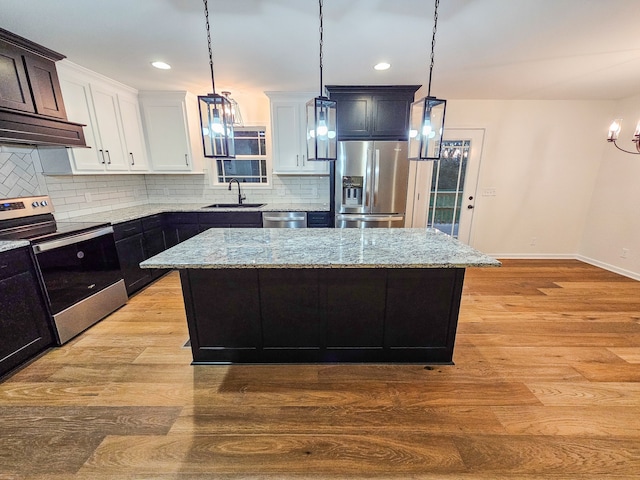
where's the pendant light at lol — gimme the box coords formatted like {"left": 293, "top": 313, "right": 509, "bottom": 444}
{"left": 198, "top": 0, "right": 235, "bottom": 158}
{"left": 408, "top": 0, "right": 446, "bottom": 161}
{"left": 306, "top": 0, "right": 337, "bottom": 161}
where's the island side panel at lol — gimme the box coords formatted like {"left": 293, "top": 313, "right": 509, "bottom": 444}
{"left": 179, "top": 267, "right": 465, "bottom": 364}
{"left": 180, "top": 269, "right": 262, "bottom": 363}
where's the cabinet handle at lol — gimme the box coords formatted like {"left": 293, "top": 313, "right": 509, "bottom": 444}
{"left": 105, "top": 150, "right": 112, "bottom": 164}
{"left": 302, "top": 154, "right": 306, "bottom": 166}
{"left": 185, "top": 154, "right": 189, "bottom": 166}
{"left": 129, "top": 152, "right": 135, "bottom": 166}
{"left": 296, "top": 154, "right": 299, "bottom": 167}
{"left": 99, "top": 149, "right": 105, "bottom": 164}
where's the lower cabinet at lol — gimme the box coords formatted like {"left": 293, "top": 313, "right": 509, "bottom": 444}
{"left": 0, "top": 247, "right": 53, "bottom": 380}
{"left": 307, "top": 211, "right": 333, "bottom": 228}
{"left": 163, "top": 213, "right": 199, "bottom": 248}
{"left": 198, "top": 211, "right": 263, "bottom": 230}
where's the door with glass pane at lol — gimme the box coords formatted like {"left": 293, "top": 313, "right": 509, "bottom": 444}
{"left": 409, "top": 129, "right": 483, "bottom": 245}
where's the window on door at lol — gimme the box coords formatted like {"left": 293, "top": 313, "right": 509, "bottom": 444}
{"left": 427, "top": 140, "right": 471, "bottom": 238}
{"left": 215, "top": 127, "right": 268, "bottom": 184}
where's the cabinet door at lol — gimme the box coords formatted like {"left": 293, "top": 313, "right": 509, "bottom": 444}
{"left": 142, "top": 103, "right": 192, "bottom": 171}
{"left": 58, "top": 77, "right": 104, "bottom": 170}
{"left": 22, "top": 53, "right": 67, "bottom": 119}
{"left": 91, "top": 86, "right": 128, "bottom": 171}
{"left": 115, "top": 234, "right": 152, "bottom": 296}
{"left": 270, "top": 98, "right": 329, "bottom": 175}
{"left": 0, "top": 43, "right": 36, "bottom": 113}
{"left": 0, "top": 249, "right": 53, "bottom": 379}
{"left": 333, "top": 94, "right": 370, "bottom": 139}
{"left": 371, "top": 95, "right": 411, "bottom": 139}
{"left": 118, "top": 94, "right": 149, "bottom": 171}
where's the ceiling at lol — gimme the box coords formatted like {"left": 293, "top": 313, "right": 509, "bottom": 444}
{"left": 2, "top": 0, "right": 640, "bottom": 101}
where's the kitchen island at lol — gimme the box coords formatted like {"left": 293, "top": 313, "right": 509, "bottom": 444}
{"left": 141, "top": 228, "right": 500, "bottom": 364}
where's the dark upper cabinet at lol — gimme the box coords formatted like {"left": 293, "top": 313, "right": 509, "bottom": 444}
{"left": 0, "top": 247, "right": 53, "bottom": 380}
{"left": 325, "top": 85, "right": 420, "bottom": 141}
{"left": 0, "top": 28, "right": 85, "bottom": 147}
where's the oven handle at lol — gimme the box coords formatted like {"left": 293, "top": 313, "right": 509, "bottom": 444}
{"left": 32, "top": 226, "right": 115, "bottom": 254}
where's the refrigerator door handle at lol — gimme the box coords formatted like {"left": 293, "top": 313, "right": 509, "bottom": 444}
{"left": 373, "top": 149, "right": 380, "bottom": 207}
{"left": 336, "top": 214, "right": 404, "bottom": 222}
{"left": 364, "top": 148, "right": 373, "bottom": 207}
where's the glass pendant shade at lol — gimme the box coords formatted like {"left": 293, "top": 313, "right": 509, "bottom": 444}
{"left": 408, "top": 96, "right": 447, "bottom": 161}
{"left": 306, "top": 96, "right": 337, "bottom": 161}
{"left": 198, "top": 93, "right": 235, "bottom": 158}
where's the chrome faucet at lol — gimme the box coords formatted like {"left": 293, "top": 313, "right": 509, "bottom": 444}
{"left": 228, "top": 178, "right": 246, "bottom": 205}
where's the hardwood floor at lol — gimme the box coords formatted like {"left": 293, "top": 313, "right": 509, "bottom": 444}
{"left": 1, "top": 259, "right": 639, "bottom": 479}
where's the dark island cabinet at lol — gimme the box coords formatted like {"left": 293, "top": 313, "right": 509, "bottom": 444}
{"left": 0, "top": 247, "right": 53, "bottom": 380}
{"left": 325, "top": 85, "right": 419, "bottom": 141}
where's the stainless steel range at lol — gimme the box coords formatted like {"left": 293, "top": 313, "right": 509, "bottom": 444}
{"left": 0, "top": 195, "right": 127, "bottom": 344}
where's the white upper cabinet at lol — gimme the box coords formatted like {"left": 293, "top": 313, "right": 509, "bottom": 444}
{"left": 266, "top": 92, "right": 329, "bottom": 176}
{"left": 138, "top": 91, "right": 204, "bottom": 173}
{"left": 39, "top": 61, "right": 149, "bottom": 174}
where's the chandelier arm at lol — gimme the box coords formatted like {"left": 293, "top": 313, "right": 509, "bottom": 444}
{"left": 427, "top": 0, "right": 439, "bottom": 98}
{"left": 204, "top": 0, "right": 216, "bottom": 94}
{"left": 612, "top": 140, "right": 640, "bottom": 155}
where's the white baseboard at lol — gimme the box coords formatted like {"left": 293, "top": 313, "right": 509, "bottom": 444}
{"left": 484, "top": 252, "right": 640, "bottom": 281}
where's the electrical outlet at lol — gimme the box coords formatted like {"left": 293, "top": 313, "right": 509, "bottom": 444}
{"left": 311, "top": 187, "right": 318, "bottom": 197}
{"left": 530, "top": 237, "right": 537, "bottom": 246}
{"left": 482, "top": 188, "right": 496, "bottom": 196}
{"left": 164, "top": 187, "right": 170, "bottom": 197}
{"left": 621, "top": 248, "right": 629, "bottom": 258}
{"left": 85, "top": 192, "right": 92, "bottom": 203}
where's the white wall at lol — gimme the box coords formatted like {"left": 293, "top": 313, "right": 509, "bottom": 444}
{"left": 444, "top": 99, "right": 612, "bottom": 257}
{"left": 579, "top": 93, "right": 640, "bottom": 279}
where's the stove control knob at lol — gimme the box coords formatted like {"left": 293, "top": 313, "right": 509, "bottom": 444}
{"left": 32, "top": 201, "right": 39, "bottom": 208}
{"left": 40, "top": 201, "right": 48, "bottom": 206}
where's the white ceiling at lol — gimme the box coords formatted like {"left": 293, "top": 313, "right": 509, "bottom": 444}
{"left": 2, "top": 0, "right": 640, "bottom": 101}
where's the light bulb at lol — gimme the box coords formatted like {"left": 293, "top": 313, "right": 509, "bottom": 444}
{"left": 409, "top": 129, "right": 418, "bottom": 138}
{"left": 328, "top": 130, "right": 336, "bottom": 139}
{"left": 422, "top": 123, "right": 432, "bottom": 136}
{"left": 211, "top": 109, "right": 224, "bottom": 134}
{"left": 317, "top": 121, "right": 329, "bottom": 137}
{"left": 608, "top": 119, "right": 622, "bottom": 141}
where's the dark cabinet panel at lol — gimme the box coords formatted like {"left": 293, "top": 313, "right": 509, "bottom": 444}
{"left": 326, "top": 85, "right": 419, "bottom": 141}
{"left": 307, "top": 211, "right": 332, "bottom": 228}
{"left": 0, "top": 247, "right": 53, "bottom": 380}
{"left": 22, "top": 53, "right": 66, "bottom": 119}
{"left": 0, "top": 42, "right": 35, "bottom": 113}
{"left": 115, "top": 233, "right": 151, "bottom": 296}
{"left": 259, "top": 269, "right": 321, "bottom": 348}
{"left": 324, "top": 269, "right": 386, "bottom": 347}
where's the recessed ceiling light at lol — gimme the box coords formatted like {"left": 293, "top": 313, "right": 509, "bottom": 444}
{"left": 374, "top": 62, "right": 391, "bottom": 71}
{"left": 151, "top": 61, "right": 171, "bottom": 70}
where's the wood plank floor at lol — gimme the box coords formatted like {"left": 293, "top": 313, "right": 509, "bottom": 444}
{"left": 1, "top": 259, "right": 639, "bottom": 479}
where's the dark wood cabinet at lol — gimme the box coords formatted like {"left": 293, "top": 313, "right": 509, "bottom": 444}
{"left": 0, "top": 28, "right": 85, "bottom": 146}
{"left": 325, "top": 85, "right": 419, "bottom": 140}
{"left": 162, "top": 213, "right": 199, "bottom": 248}
{"left": 0, "top": 247, "right": 53, "bottom": 380}
{"left": 307, "top": 211, "right": 333, "bottom": 228}
{"left": 198, "top": 211, "right": 262, "bottom": 230}
{"left": 114, "top": 221, "right": 151, "bottom": 296}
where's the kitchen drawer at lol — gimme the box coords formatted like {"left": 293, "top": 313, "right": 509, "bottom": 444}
{"left": 141, "top": 214, "right": 163, "bottom": 231}
{"left": 113, "top": 219, "right": 143, "bottom": 241}
{"left": 307, "top": 211, "right": 333, "bottom": 228}
{"left": 198, "top": 211, "right": 262, "bottom": 226}
{"left": 163, "top": 212, "right": 198, "bottom": 224}
{"left": 0, "top": 247, "right": 32, "bottom": 280}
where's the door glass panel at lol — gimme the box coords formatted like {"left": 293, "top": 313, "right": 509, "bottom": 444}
{"left": 427, "top": 140, "right": 470, "bottom": 238}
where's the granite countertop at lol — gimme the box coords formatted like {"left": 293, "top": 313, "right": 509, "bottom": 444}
{"left": 0, "top": 240, "right": 30, "bottom": 253}
{"left": 69, "top": 202, "right": 329, "bottom": 225}
{"left": 140, "top": 227, "right": 501, "bottom": 269}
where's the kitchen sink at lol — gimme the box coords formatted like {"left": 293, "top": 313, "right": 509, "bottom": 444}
{"left": 203, "top": 203, "right": 265, "bottom": 208}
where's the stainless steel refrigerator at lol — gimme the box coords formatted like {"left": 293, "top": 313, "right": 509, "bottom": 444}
{"left": 335, "top": 141, "right": 410, "bottom": 228}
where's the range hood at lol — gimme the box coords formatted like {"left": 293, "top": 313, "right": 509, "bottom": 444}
{"left": 0, "top": 28, "right": 86, "bottom": 148}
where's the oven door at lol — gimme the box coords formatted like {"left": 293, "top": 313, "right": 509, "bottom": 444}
{"left": 33, "top": 226, "right": 124, "bottom": 315}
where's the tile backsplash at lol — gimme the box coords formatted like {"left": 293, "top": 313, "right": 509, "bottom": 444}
{"left": 0, "top": 144, "right": 330, "bottom": 220}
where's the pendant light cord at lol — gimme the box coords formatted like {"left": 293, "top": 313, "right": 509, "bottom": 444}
{"left": 319, "top": 0, "right": 324, "bottom": 96}
{"left": 204, "top": 0, "right": 216, "bottom": 94}
{"left": 427, "top": 0, "right": 439, "bottom": 98}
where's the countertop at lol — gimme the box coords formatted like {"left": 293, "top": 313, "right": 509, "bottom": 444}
{"left": 140, "top": 228, "right": 501, "bottom": 269}
{"left": 0, "top": 240, "right": 30, "bottom": 253}
{"left": 69, "top": 202, "right": 329, "bottom": 225}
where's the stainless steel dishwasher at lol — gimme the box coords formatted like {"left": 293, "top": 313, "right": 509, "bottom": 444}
{"left": 262, "top": 211, "right": 307, "bottom": 228}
